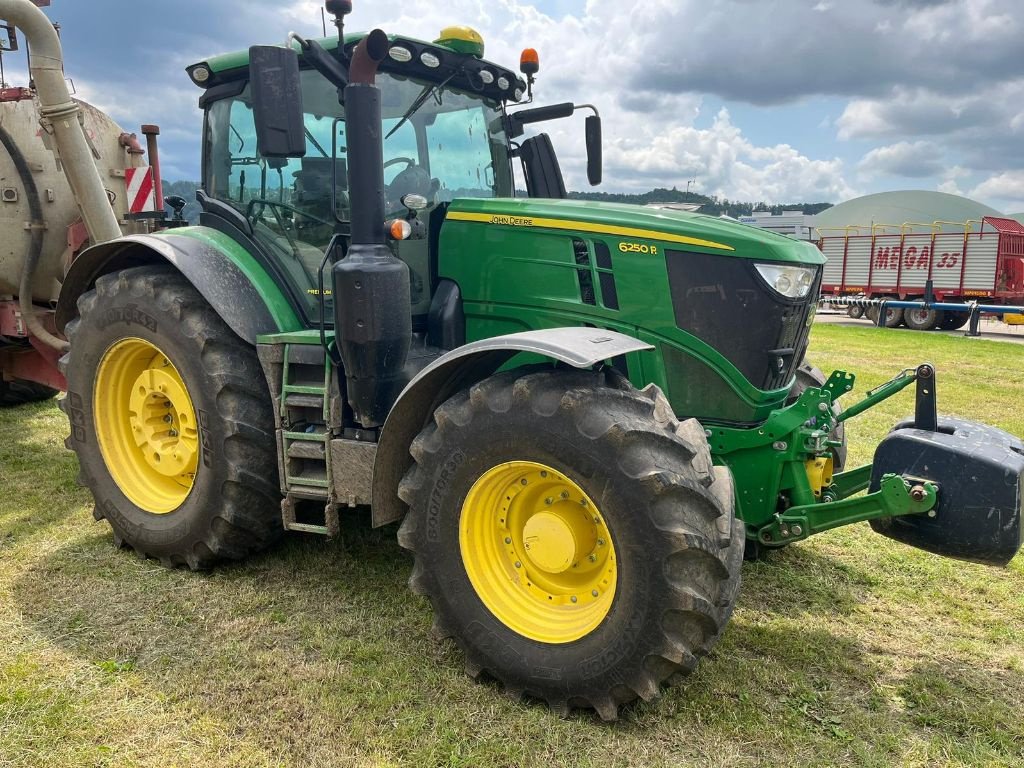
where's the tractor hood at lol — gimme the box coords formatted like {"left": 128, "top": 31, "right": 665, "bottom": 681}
{"left": 444, "top": 198, "right": 825, "bottom": 265}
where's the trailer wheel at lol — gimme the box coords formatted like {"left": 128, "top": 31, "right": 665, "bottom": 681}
{"left": 0, "top": 378, "right": 59, "bottom": 407}
{"left": 59, "top": 266, "right": 282, "bottom": 569}
{"left": 846, "top": 305, "right": 865, "bottom": 320}
{"left": 866, "top": 304, "right": 905, "bottom": 328}
{"left": 940, "top": 311, "right": 970, "bottom": 331}
{"left": 397, "top": 367, "right": 741, "bottom": 720}
{"left": 904, "top": 307, "right": 940, "bottom": 331}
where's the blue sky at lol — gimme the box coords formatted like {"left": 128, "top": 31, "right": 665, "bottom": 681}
{"left": 3, "top": 0, "right": 1023, "bottom": 211}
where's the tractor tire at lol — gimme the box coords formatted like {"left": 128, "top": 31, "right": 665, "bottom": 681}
{"left": 846, "top": 304, "right": 865, "bottom": 320}
{"left": 940, "top": 311, "right": 970, "bottom": 331}
{"left": 790, "top": 362, "right": 846, "bottom": 471}
{"left": 866, "top": 304, "right": 905, "bottom": 328}
{"left": 397, "top": 367, "right": 741, "bottom": 721}
{"left": 59, "top": 266, "right": 282, "bottom": 569}
{"left": 903, "top": 307, "right": 940, "bottom": 331}
{"left": 0, "top": 377, "right": 59, "bottom": 406}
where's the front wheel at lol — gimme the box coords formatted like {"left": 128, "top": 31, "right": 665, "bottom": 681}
{"left": 60, "top": 266, "right": 282, "bottom": 569}
{"left": 397, "top": 367, "right": 741, "bottom": 720}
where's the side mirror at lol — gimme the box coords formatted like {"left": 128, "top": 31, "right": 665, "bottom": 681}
{"left": 585, "top": 115, "right": 602, "bottom": 186}
{"left": 249, "top": 45, "right": 306, "bottom": 159}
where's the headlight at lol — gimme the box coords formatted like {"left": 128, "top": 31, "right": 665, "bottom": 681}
{"left": 755, "top": 263, "right": 816, "bottom": 299}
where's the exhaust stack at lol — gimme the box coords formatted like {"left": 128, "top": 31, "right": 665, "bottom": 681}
{"left": 332, "top": 29, "right": 412, "bottom": 428}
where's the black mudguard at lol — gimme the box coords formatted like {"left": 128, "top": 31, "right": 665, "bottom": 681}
{"left": 55, "top": 232, "right": 290, "bottom": 344}
{"left": 870, "top": 417, "right": 1024, "bottom": 566}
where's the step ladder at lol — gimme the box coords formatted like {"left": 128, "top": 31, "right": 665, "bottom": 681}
{"left": 269, "top": 342, "right": 340, "bottom": 536}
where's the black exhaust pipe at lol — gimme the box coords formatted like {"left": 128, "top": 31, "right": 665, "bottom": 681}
{"left": 333, "top": 30, "right": 412, "bottom": 427}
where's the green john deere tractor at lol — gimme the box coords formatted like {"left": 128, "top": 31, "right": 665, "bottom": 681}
{"left": 50, "top": 4, "right": 1022, "bottom": 720}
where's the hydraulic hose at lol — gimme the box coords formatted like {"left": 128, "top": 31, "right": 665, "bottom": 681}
{"left": 0, "top": 123, "right": 69, "bottom": 353}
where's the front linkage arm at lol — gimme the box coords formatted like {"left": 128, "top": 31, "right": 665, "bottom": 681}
{"left": 711, "top": 363, "right": 942, "bottom": 549}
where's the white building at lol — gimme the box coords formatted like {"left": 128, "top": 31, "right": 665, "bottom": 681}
{"left": 738, "top": 210, "right": 817, "bottom": 240}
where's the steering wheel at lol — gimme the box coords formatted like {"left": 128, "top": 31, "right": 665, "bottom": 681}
{"left": 383, "top": 156, "right": 416, "bottom": 171}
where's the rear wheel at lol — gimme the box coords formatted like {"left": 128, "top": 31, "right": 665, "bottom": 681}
{"left": 60, "top": 266, "right": 282, "bottom": 569}
{"left": 846, "top": 305, "right": 865, "bottom": 320}
{"left": 903, "top": 307, "right": 940, "bottom": 331}
{"left": 0, "top": 377, "right": 58, "bottom": 406}
{"left": 397, "top": 367, "right": 741, "bottom": 720}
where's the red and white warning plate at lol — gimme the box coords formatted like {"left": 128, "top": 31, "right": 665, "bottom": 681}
{"left": 125, "top": 167, "right": 156, "bottom": 214}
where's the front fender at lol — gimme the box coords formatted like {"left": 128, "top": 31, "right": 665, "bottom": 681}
{"left": 56, "top": 227, "right": 302, "bottom": 343}
{"left": 370, "top": 327, "right": 653, "bottom": 527}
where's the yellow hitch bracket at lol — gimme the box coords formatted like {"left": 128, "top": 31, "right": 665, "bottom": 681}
{"left": 805, "top": 456, "right": 834, "bottom": 498}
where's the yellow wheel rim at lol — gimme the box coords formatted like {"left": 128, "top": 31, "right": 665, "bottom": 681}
{"left": 94, "top": 338, "right": 199, "bottom": 514}
{"left": 459, "top": 461, "right": 617, "bottom": 644}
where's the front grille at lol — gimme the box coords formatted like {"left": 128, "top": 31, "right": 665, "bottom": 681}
{"left": 665, "top": 249, "right": 819, "bottom": 390}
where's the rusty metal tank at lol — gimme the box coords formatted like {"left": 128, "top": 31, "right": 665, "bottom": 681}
{"left": 0, "top": 90, "right": 139, "bottom": 303}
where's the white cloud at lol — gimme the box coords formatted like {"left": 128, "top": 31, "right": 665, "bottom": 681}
{"left": 857, "top": 141, "right": 944, "bottom": 179}
{"left": 970, "top": 171, "right": 1024, "bottom": 211}
{"left": 16, "top": 0, "right": 1021, "bottom": 204}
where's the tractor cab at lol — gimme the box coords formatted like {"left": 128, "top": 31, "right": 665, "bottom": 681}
{"left": 189, "top": 27, "right": 591, "bottom": 328}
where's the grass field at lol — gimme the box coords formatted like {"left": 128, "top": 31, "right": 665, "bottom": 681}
{"left": 1, "top": 324, "right": 1022, "bottom": 768}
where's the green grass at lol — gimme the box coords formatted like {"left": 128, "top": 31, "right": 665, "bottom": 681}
{"left": 1, "top": 324, "right": 1022, "bottom": 767}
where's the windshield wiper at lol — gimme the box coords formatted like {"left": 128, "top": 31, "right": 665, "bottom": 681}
{"left": 385, "top": 72, "right": 456, "bottom": 140}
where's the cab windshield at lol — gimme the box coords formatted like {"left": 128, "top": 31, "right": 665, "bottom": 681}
{"left": 203, "top": 68, "right": 513, "bottom": 320}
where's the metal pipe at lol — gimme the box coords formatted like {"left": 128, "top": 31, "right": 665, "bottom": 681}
{"left": 822, "top": 296, "right": 1024, "bottom": 315}
{"left": 346, "top": 29, "right": 389, "bottom": 245}
{"left": 0, "top": 0, "right": 120, "bottom": 244}
{"left": 141, "top": 124, "right": 163, "bottom": 210}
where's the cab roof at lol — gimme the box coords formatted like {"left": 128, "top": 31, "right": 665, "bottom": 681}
{"left": 186, "top": 32, "right": 528, "bottom": 106}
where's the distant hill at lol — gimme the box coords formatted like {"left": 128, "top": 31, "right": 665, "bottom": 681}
{"left": 567, "top": 187, "right": 833, "bottom": 218}
{"left": 163, "top": 180, "right": 833, "bottom": 223}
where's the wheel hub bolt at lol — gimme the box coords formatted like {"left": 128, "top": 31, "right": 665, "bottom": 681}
{"left": 588, "top": 554, "right": 597, "bottom": 562}
{"left": 505, "top": 537, "right": 512, "bottom": 544}
{"left": 579, "top": 499, "right": 587, "bottom": 507}
{"left": 591, "top": 590, "right": 599, "bottom": 597}
{"left": 570, "top": 596, "right": 577, "bottom": 603}
{"left": 163, "top": 414, "right": 173, "bottom": 423}
{"left": 514, "top": 561, "right": 522, "bottom": 568}
{"left": 168, "top": 430, "right": 178, "bottom": 438}
{"left": 560, "top": 491, "right": 569, "bottom": 500}
{"left": 597, "top": 539, "right": 605, "bottom": 547}
{"left": 545, "top": 497, "right": 553, "bottom": 505}
{"left": 540, "top": 471, "right": 548, "bottom": 478}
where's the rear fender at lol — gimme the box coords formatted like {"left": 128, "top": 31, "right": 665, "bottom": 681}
{"left": 55, "top": 227, "right": 302, "bottom": 343}
{"left": 370, "top": 327, "right": 654, "bottom": 527}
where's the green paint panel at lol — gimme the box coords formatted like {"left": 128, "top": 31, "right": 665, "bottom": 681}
{"left": 157, "top": 227, "right": 302, "bottom": 332}
{"left": 443, "top": 198, "right": 827, "bottom": 264}
{"left": 437, "top": 198, "right": 816, "bottom": 423}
